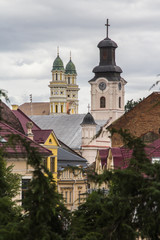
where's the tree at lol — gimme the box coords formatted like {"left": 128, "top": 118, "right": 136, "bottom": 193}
{"left": 10, "top": 135, "right": 69, "bottom": 240}
{"left": 0, "top": 90, "right": 69, "bottom": 239}
{"left": 68, "top": 129, "right": 160, "bottom": 239}
{"left": 125, "top": 98, "right": 144, "bottom": 112}
{"left": 0, "top": 91, "right": 22, "bottom": 240}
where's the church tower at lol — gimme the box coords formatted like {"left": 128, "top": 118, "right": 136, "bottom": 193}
{"left": 49, "top": 49, "right": 67, "bottom": 114}
{"left": 89, "top": 19, "right": 127, "bottom": 121}
{"left": 65, "top": 53, "right": 80, "bottom": 114}
{"left": 49, "top": 50, "right": 79, "bottom": 114}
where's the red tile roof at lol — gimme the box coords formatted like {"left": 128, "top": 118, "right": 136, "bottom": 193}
{"left": 12, "top": 109, "right": 40, "bottom": 133}
{"left": 0, "top": 121, "right": 51, "bottom": 157}
{"left": 33, "top": 129, "right": 52, "bottom": 144}
{"left": 99, "top": 149, "right": 109, "bottom": 167}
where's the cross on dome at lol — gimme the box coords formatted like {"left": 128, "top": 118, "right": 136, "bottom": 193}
{"left": 105, "top": 19, "right": 110, "bottom": 38}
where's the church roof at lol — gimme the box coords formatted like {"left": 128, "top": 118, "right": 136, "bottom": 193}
{"left": 98, "top": 37, "right": 117, "bottom": 48}
{"left": 52, "top": 55, "right": 64, "bottom": 71}
{"left": 0, "top": 121, "right": 51, "bottom": 157}
{"left": 65, "top": 59, "right": 77, "bottom": 75}
{"left": 30, "top": 114, "right": 106, "bottom": 150}
{"left": 81, "top": 112, "right": 96, "bottom": 125}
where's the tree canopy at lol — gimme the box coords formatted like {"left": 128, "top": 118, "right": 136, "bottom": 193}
{"left": 68, "top": 129, "right": 160, "bottom": 240}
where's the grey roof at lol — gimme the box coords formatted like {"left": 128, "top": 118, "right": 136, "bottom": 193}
{"left": 30, "top": 114, "right": 106, "bottom": 149}
{"left": 58, "top": 147, "right": 87, "bottom": 169}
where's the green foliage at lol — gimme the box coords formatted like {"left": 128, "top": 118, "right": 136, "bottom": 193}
{"left": 7, "top": 134, "right": 69, "bottom": 240}
{"left": 68, "top": 129, "right": 160, "bottom": 239}
{"left": 125, "top": 98, "right": 144, "bottom": 112}
{"left": 0, "top": 145, "right": 22, "bottom": 240}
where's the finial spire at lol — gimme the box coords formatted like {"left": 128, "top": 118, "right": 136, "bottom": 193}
{"left": 70, "top": 51, "right": 71, "bottom": 60}
{"left": 105, "top": 19, "right": 110, "bottom": 38}
{"left": 87, "top": 103, "right": 90, "bottom": 113}
{"left": 57, "top": 46, "right": 59, "bottom": 56}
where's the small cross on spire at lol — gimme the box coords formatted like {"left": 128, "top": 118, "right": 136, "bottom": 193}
{"left": 87, "top": 104, "right": 90, "bottom": 113}
{"left": 105, "top": 19, "right": 110, "bottom": 38}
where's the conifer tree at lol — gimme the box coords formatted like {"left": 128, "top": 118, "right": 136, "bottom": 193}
{"left": 11, "top": 136, "right": 69, "bottom": 240}
{"left": 0, "top": 90, "right": 22, "bottom": 240}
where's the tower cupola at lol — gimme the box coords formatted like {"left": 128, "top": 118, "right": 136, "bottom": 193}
{"left": 52, "top": 55, "right": 64, "bottom": 71}
{"left": 65, "top": 60, "right": 77, "bottom": 75}
{"left": 90, "top": 19, "right": 122, "bottom": 82}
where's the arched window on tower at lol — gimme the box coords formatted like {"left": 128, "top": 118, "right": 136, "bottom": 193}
{"left": 61, "top": 105, "right": 63, "bottom": 113}
{"left": 55, "top": 105, "right": 58, "bottom": 113}
{"left": 119, "top": 97, "right": 121, "bottom": 108}
{"left": 56, "top": 73, "right": 58, "bottom": 80}
{"left": 68, "top": 77, "right": 70, "bottom": 84}
{"left": 100, "top": 97, "right": 106, "bottom": 108}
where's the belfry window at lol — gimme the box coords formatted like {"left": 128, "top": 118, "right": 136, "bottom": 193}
{"left": 119, "top": 97, "right": 121, "bottom": 108}
{"left": 68, "top": 77, "right": 70, "bottom": 84}
{"left": 56, "top": 73, "right": 58, "bottom": 80}
{"left": 55, "top": 105, "right": 58, "bottom": 113}
{"left": 100, "top": 97, "right": 105, "bottom": 108}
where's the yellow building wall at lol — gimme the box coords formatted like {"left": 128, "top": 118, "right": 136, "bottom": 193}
{"left": 44, "top": 132, "right": 59, "bottom": 182}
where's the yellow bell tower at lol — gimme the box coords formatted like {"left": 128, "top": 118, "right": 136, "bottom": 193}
{"left": 49, "top": 48, "right": 67, "bottom": 114}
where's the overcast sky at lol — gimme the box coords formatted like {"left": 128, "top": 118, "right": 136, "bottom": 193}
{"left": 1, "top": 0, "right": 160, "bottom": 113}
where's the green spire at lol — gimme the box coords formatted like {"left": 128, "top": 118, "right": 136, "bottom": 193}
{"left": 65, "top": 53, "right": 77, "bottom": 75}
{"left": 52, "top": 47, "right": 64, "bottom": 71}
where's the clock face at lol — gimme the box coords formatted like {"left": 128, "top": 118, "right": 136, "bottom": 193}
{"left": 99, "top": 82, "right": 106, "bottom": 91}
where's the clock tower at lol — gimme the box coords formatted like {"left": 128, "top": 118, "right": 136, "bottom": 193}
{"left": 89, "top": 19, "right": 127, "bottom": 121}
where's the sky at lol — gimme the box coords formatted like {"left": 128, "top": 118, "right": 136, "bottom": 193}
{"left": 1, "top": 0, "right": 160, "bottom": 113}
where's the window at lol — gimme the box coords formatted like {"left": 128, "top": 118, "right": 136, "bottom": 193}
{"left": 78, "top": 191, "right": 81, "bottom": 204}
{"left": 65, "top": 191, "right": 68, "bottom": 203}
{"left": 44, "top": 158, "right": 47, "bottom": 168}
{"left": 50, "top": 157, "right": 55, "bottom": 173}
{"left": 56, "top": 73, "right": 58, "bottom": 80}
{"left": 69, "top": 191, "right": 72, "bottom": 203}
{"left": 60, "top": 91, "right": 63, "bottom": 95}
{"left": 61, "top": 105, "right": 63, "bottom": 113}
{"left": 68, "top": 95, "right": 70, "bottom": 98}
{"left": 68, "top": 77, "right": 70, "bottom": 84}
{"left": 55, "top": 105, "right": 58, "bottom": 113}
{"left": 119, "top": 97, "right": 121, "bottom": 108}
{"left": 22, "top": 178, "right": 31, "bottom": 205}
{"left": 100, "top": 96, "right": 105, "bottom": 108}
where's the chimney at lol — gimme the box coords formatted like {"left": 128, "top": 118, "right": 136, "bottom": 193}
{"left": 12, "top": 104, "right": 19, "bottom": 110}
{"left": 26, "top": 121, "right": 34, "bottom": 140}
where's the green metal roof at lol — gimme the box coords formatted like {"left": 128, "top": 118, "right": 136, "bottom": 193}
{"left": 52, "top": 55, "right": 64, "bottom": 71}
{"left": 65, "top": 60, "right": 77, "bottom": 75}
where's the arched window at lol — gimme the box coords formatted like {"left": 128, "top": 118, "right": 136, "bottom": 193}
{"left": 56, "top": 73, "right": 58, "bottom": 80}
{"left": 61, "top": 105, "right": 63, "bottom": 113}
{"left": 55, "top": 105, "right": 58, "bottom": 113}
{"left": 119, "top": 97, "right": 121, "bottom": 108}
{"left": 68, "top": 77, "right": 70, "bottom": 84}
{"left": 100, "top": 97, "right": 106, "bottom": 108}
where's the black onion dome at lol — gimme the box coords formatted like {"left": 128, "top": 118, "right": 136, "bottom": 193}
{"left": 98, "top": 37, "right": 117, "bottom": 48}
{"left": 81, "top": 112, "right": 96, "bottom": 125}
